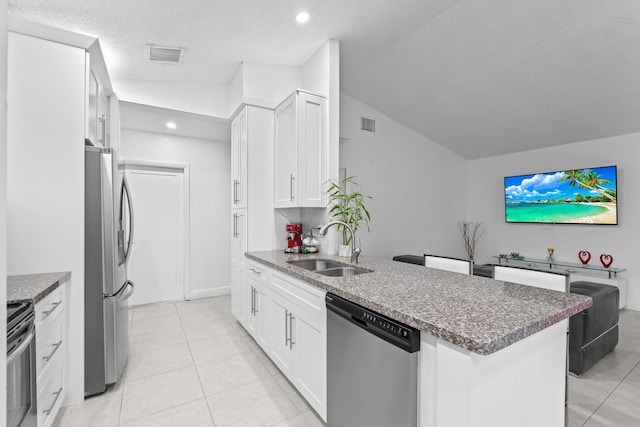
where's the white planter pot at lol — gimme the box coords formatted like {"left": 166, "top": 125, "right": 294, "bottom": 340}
{"left": 338, "top": 244, "right": 351, "bottom": 258}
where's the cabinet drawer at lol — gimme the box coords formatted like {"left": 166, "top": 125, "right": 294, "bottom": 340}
{"left": 36, "top": 313, "right": 65, "bottom": 383}
{"left": 247, "top": 261, "right": 269, "bottom": 285}
{"left": 37, "top": 361, "right": 65, "bottom": 427}
{"left": 35, "top": 286, "right": 64, "bottom": 329}
{"left": 271, "top": 271, "right": 326, "bottom": 320}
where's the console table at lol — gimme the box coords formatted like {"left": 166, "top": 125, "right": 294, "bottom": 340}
{"left": 494, "top": 256, "right": 625, "bottom": 278}
{"left": 493, "top": 255, "right": 627, "bottom": 309}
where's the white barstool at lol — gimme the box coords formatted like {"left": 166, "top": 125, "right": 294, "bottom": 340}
{"left": 493, "top": 265, "right": 569, "bottom": 292}
{"left": 424, "top": 254, "right": 472, "bottom": 275}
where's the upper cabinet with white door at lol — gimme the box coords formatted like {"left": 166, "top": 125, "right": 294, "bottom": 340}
{"left": 274, "top": 90, "right": 328, "bottom": 208}
{"left": 231, "top": 107, "right": 248, "bottom": 209}
{"left": 85, "top": 70, "right": 109, "bottom": 147}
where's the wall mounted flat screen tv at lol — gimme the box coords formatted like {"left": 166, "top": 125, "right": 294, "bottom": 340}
{"left": 504, "top": 165, "right": 618, "bottom": 225}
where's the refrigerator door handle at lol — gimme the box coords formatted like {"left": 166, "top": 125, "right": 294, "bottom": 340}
{"left": 122, "top": 175, "right": 135, "bottom": 263}
{"left": 117, "top": 280, "right": 135, "bottom": 303}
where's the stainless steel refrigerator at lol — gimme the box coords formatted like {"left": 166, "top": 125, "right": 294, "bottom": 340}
{"left": 85, "top": 145, "right": 135, "bottom": 397}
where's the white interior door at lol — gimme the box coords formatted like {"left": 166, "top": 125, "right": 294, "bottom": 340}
{"left": 126, "top": 165, "right": 185, "bottom": 306}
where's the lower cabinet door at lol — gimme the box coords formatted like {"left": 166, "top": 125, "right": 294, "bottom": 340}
{"left": 231, "top": 263, "right": 246, "bottom": 326}
{"left": 37, "top": 361, "right": 65, "bottom": 427}
{"left": 246, "top": 278, "right": 259, "bottom": 338}
{"left": 255, "top": 284, "right": 270, "bottom": 349}
{"left": 269, "top": 292, "right": 294, "bottom": 375}
{"left": 292, "top": 308, "right": 327, "bottom": 420}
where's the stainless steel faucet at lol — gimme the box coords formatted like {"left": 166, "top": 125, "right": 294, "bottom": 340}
{"left": 318, "top": 220, "right": 361, "bottom": 264}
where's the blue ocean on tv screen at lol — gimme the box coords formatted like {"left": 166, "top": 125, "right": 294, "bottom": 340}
{"left": 506, "top": 203, "right": 608, "bottom": 223}
{"left": 504, "top": 165, "right": 617, "bottom": 224}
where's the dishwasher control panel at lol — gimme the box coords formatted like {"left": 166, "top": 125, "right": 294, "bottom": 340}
{"left": 362, "top": 312, "right": 412, "bottom": 340}
{"left": 326, "top": 293, "right": 420, "bottom": 352}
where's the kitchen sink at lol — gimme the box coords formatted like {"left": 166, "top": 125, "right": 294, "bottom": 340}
{"left": 287, "top": 259, "right": 372, "bottom": 277}
{"left": 315, "top": 267, "right": 371, "bottom": 277}
{"left": 287, "top": 259, "right": 345, "bottom": 271}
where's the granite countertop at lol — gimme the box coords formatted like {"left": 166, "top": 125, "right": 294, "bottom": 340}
{"left": 7, "top": 271, "right": 71, "bottom": 304}
{"left": 246, "top": 250, "right": 592, "bottom": 355}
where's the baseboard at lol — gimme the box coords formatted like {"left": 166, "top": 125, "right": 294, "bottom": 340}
{"left": 189, "top": 287, "right": 231, "bottom": 300}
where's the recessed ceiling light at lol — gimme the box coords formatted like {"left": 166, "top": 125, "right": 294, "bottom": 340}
{"left": 296, "top": 12, "right": 310, "bottom": 23}
{"left": 166, "top": 121, "right": 177, "bottom": 129}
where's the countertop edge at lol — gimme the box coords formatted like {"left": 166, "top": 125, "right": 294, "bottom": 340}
{"left": 7, "top": 271, "right": 71, "bottom": 304}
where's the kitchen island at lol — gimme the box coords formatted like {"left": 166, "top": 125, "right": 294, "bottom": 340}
{"left": 246, "top": 250, "right": 591, "bottom": 427}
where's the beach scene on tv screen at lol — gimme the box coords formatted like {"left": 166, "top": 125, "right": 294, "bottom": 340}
{"left": 505, "top": 166, "right": 617, "bottom": 224}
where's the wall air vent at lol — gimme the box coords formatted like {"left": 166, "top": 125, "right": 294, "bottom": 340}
{"left": 361, "top": 117, "right": 376, "bottom": 133}
{"left": 147, "top": 45, "right": 185, "bottom": 63}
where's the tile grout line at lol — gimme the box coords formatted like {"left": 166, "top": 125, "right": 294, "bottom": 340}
{"left": 581, "top": 353, "right": 640, "bottom": 425}
{"left": 176, "top": 301, "right": 218, "bottom": 427}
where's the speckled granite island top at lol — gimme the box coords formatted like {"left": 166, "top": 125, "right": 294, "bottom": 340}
{"left": 7, "top": 271, "right": 71, "bottom": 304}
{"left": 246, "top": 251, "right": 592, "bottom": 355}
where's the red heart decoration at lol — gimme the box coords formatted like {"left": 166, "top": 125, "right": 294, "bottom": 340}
{"left": 578, "top": 251, "right": 591, "bottom": 265}
{"left": 600, "top": 254, "right": 613, "bottom": 269}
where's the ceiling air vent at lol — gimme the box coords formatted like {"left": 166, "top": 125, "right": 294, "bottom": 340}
{"left": 361, "top": 117, "right": 376, "bottom": 133}
{"left": 147, "top": 45, "right": 185, "bottom": 64}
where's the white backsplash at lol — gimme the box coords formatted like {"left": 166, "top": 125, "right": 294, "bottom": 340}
{"left": 275, "top": 207, "right": 337, "bottom": 254}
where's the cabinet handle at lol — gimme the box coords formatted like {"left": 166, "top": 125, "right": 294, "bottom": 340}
{"left": 249, "top": 268, "right": 261, "bottom": 275}
{"left": 290, "top": 174, "right": 295, "bottom": 201}
{"left": 284, "top": 309, "right": 289, "bottom": 347}
{"left": 253, "top": 288, "right": 258, "bottom": 315}
{"left": 43, "top": 387, "right": 63, "bottom": 416}
{"left": 43, "top": 340, "right": 63, "bottom": 362}
{"left": 253, "top": 288, "right": 257, "bottom": 315}
{"left": 233, "top": 179, "right": 239, "bottom": 204}
{"left": 42, "top": 301, "right": 62, "bottom": 318}
{"left": 233, "top": 213, "right": 238, "bottom": 238}
{"left": 288, "top": 312, "right": 295, "bottom": 349}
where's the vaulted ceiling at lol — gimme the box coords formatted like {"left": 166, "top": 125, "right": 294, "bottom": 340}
{"left": 8, "top": 0, "right": 640, "bottom": 159}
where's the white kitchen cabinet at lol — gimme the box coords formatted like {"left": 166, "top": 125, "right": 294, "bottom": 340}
{"left": 274, "top": 90, "right": 328, "bottom": 208}
{"left": 35, "top": 281, "right": 68, "bottom": 427}
{"left": 231, "top": 107, "right": 248, "bottom": 209}
{"left": 267, "top": 270, "right": 327, "bottom": 420}
{"left": 230, "top": 105, "right": 275, "bottom": 328}
{"left": 269, "top": 290, "right": 296, "bottom": 374}
{"left": 85, "top": 68, "right": 108, "bottom": 147}
{"left": 231, "top": 210, "right": 248, "bottom": 326}
{"left": 291, "top": 306, "right": 326, "bottom": 416}
{"left": 246, "top": 262, "right": 270, "bottom": 349}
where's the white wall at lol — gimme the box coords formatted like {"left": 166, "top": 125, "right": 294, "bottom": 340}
{"left": 339, "top": 93, "right": 468, "bottom": 259}
{"left": 115, "top": 79, "right": 230, "bottom": 118}
{"left": 467, "top": 133, "right": 640, "bottom": 310}
{"left": 303, "top": 40, "right": 340, "bottom": 187}
{"left": 242, "top": 63, "right": 300, "bottom": 109}
{"left": 1, "top": 0, "right": 8, "bottom": 416}
{"left": 120, "top": 128, "right": 231, "bottom": 298}
{"left": 7, "top": 32, "right": 86, "bottom": 405}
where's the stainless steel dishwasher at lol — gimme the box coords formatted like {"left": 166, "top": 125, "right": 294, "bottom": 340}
{"left": 326, "top": 293, "right": 420, "bottom": 427}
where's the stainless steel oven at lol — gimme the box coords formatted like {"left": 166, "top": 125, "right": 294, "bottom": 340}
{"left": 7, "top": 301, "right": 37, "bottom": 427}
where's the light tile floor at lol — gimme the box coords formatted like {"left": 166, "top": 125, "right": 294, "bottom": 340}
{"left": 53, "top": 296, "right": 640, "bottom": 426}
{"left": 53, "top": 295, "right": 325, "bottom": 427}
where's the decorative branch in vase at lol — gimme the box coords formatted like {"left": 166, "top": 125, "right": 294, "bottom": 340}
{"left": 326, "top": 176, "right": 372, "bottom": 257}
{"left": 460, "top": 221, "right": 485, "bottom": 262}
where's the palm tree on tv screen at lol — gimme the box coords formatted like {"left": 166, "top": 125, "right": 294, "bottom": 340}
{"left": 559, "top": 169, "right": 616, "bottom": 202}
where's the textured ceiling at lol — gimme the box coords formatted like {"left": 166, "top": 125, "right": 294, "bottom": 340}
{"left": 8, "top": 0, "right": 640, "bottom": 159}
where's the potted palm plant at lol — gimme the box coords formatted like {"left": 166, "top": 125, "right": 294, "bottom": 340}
{"left": 326, "top": 176, "right": 372, "bottom": 257}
